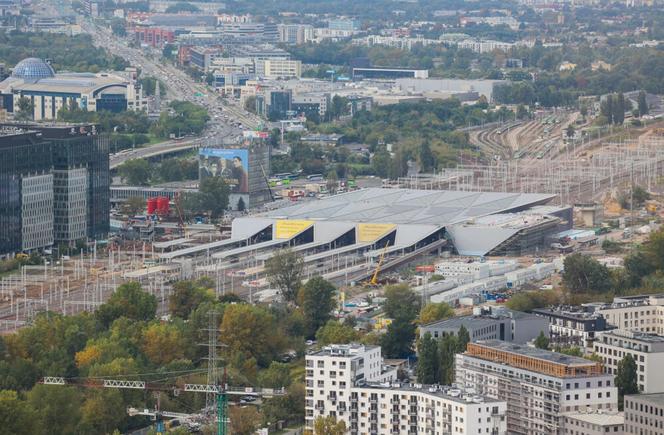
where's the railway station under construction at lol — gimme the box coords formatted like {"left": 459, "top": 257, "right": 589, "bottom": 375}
{"left": 158, "top": 188, "right": 570, "bottom": 287}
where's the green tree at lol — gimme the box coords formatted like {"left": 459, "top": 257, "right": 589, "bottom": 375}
{"left": 314, "top": 415, "right": 346, "bottom": 435}
{"left": 168, "top": 280, "right": 213, "bottom": 319}
{"left": 645, "top": 228, "right": 664, "bottom": 271}
{"left": 300, "top": 277, "right": 336, "bottom": 338}
{"left": 265, "top": 249, "right": 304, "bottom": 303}
{"left": 27, "top": 384, "right": 81, "bottom": 435}
{"left": 15, "top": 97, "right": 34, "bottom": 121}
{"left": 261, "top": 383, "right": 305, "bottom": 427}
{"left": 566, "top": 124, "right": 575, "bottom": 138}
{"left": 562, "top": 253, "right": 612, "bottom": 293}
{"left": 419, "top": 140, "right": 435, "bottom": 173}
{"left": 380, "top": 318, "right": 415, "bottom": 358}
{"left": 118, "top": 159, "right": 151, "bottom": 185}
{"left": 371, "top": 148, "right": 392, "bottom": 179}
{"left": 615, "top": 354, "right": 638, "bottom": 410}
{"left": 418, "top": 302, "right": 454, "bottom": 325}
{"left": 438, "top": 334, "right": 458, "bottom": 385}
{"left": 534, "top": 331, "right": 550, "bottom": 349}
{"left": 505, "top": 290, "right": 560, "bottom": 311}
{"left": 196, "top": 176, "right": 230, "bottom": 219}
{"left": 632, "top": 186, "right": 651, "bottom": 208}
{"left": 122, "top": 196, "right": 145, "bottom": 216}
{"left": 140, "top": 322, "right": 187, "bottom": 366}
{"left": 78, "top": 389, "right": 126, "bottom": 434}
{"left": 237, "top": 197, "right": 246, "bottom": 212}
{"left": 95, "top": 282, "right": 157, "bottom": 327}
{"left": 315, "top": 320, "right": 359, "bottom": 345}
{"left": 457, "top": 325, "right": 470, "bottom": 352}
{"left": 0, "top": 390, "right": 42, "bottom": 435}
{"left": 384, "top": 284, "right": 420, "bottom": 322}
{"left": 257, "top": 361, "right": 292, "bottom": 388}
{"left": 638, "top": 90, "right": 649, "bottom": 117}
{"left": 220, "top": 304, "right": 285, "bottom": 367}
{"left": 229, "top": 406, "right": 262, "bottom": 435}
{"left": 416, "top": 332, "right": 439, "bottom": 384}
{"left": 624, "top": 250, "right": 655, "bottom": 288}
{"left": 614, "top": 93, "right": 625, "bottom": 125}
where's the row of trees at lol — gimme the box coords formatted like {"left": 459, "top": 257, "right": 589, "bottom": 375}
{"left": 599, "top": 93, "right": 626, "bottom": 125}
{"left": 0, "top": 276, "right": 314, "bottom": 434}
{"left": 117, "top": 157, "right": 198, "bottom": 186}
{"left": 0, "top": 31, "right": 127, "bottom": 73}
{"left": 417, "top": 328, "right": 469, "bottom": 385}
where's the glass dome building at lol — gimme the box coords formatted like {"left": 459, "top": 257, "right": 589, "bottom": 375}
{"left": 11, "top": 58, "right": 56, "bottom": 82}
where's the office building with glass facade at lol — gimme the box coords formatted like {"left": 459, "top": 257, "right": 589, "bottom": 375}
{"left": 0, "top": 123, "right": 109, "bottom": 256}
{"left": 0, "top": 58, "right": 147, "bottom": 121}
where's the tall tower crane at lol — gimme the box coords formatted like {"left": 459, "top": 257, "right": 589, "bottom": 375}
{"left": 40, "top": 376, "right": 285, "bottom": 435}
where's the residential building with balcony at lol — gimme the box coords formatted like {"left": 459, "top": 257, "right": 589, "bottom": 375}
{"left": 306, "top": 343, "right": 507, "bottom": 434}
{"left": 533, "top": 306, "right": 610, "bottom": 349}
{"left": 456, "top": 340, "right": 618, "bottom": 435}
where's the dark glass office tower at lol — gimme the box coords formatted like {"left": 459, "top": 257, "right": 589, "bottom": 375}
{"left": 0, "top": 129, "right": 53, "bottom": 254}
{"left": 0, "top": 123, "right": 109, "bottom": 256}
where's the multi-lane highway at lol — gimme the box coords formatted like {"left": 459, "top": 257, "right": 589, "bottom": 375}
{"left": 78, "top": 19, "right": 263, "bottom": 142}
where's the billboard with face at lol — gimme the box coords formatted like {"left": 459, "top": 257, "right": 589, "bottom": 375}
{"left": 199, "top": 148, "right": 249, "bottom": 193}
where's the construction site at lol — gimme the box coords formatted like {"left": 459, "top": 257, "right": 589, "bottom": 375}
{"left": 3, "top": 119, "right": 664, "bottom": 333}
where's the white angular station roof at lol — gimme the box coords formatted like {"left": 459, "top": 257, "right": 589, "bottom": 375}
{"left": 265, "top": 188, "right": 556, "bottom": 226}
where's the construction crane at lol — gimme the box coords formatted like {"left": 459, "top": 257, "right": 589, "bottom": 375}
{"left": 369, "top": 241, "right": 390, "bottom": 286}
{"left": 40, "top": 376, "right": 285, "bottom": 435}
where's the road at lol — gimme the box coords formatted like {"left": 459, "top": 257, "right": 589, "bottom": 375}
{"left": 77, "top": 19, "right": 264, "bottom": 141}
{"left": 110, "top": 140, "right": 200, "bottom": 169}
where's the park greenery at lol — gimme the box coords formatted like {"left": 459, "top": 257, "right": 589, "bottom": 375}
{"left": 277, "top": 98, "right": 514, "bottom": 179}
{"left": 0, "top": 31, "right": 127, "bottom": 73}
{"left": 117, "top": 157, "right": 199, "bottom": 186}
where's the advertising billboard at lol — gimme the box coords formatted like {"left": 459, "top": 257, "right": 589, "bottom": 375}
{"left": 357, "top": 223, "right": 396, "bottom": 243}
{"left": 199, "top": 148, "right": 249, "bottom": 193}
{"left": 275, "top": 220, "right": 313, "bottom": 239}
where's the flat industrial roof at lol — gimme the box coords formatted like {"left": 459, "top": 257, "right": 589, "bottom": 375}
{"left": 264, "top": 188, "right": 555, "bottom": 226}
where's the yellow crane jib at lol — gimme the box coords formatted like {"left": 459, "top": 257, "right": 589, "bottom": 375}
{"left": 370, "top": 241, "right": 390, "bottom": 285}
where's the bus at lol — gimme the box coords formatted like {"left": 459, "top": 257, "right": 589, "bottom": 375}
{"left": 307, "top": 174, "right": 324, "bottom": 181}
{"left": 273, "top": 173, "right": 292, "bottom": 180}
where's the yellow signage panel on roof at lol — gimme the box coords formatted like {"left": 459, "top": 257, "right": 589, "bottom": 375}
{"left": 357, "top": 223, "right": 396, "bottom": 243}
{"left": 275, "top": 220, "right": 313, "bottom": 239}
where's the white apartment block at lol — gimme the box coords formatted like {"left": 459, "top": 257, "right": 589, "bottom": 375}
{"left": 456, "top": 341, "right": 618, "bottom": 435}
{"left": 306, "top": 344, "right": 507, "bottom": 434}
{"left": 597, "top": 295, "right": 664, "bottom": 334}
{"left": 257, "top": 59, "right": 302, "bottom": 79}
{"left": 593, "top": 329, "right": 664, "bottom": 393}
{"left": 278, "top": 24, "right": 314, "bottom": 44}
